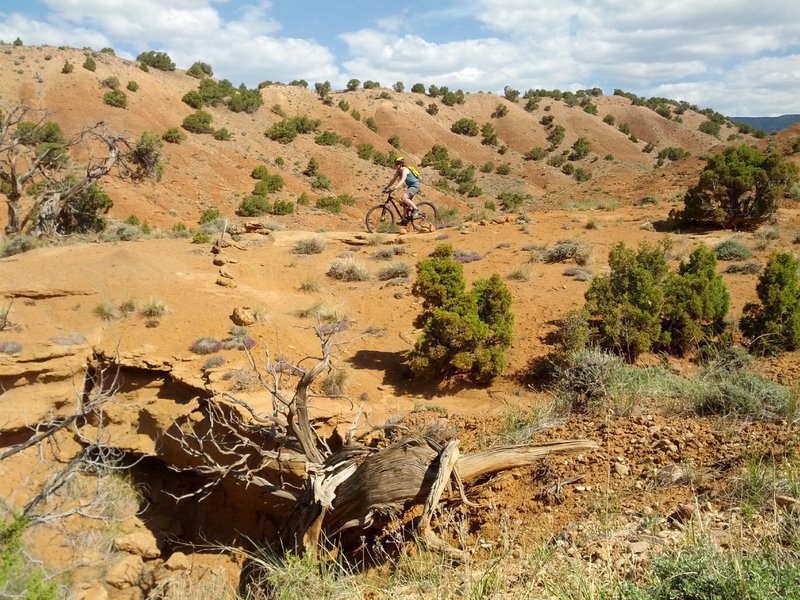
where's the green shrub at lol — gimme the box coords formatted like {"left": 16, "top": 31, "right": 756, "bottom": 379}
{"left": 584, "top": 241, "right": 670, "bottom": 360}
{"left": 101, "top": 76, "right": 120, "bottom": 89}
{"left": 377, "top": 263, "right": 412, "bottom": 281}
{"left": 661, "top": 245, "right": 730, "bottom": 355}
{"left": 365, "top": 117, "right": 378, "bottom": 132}
{"left": 524, "top": 147, "right": 547, "bottom": 161}
{"left": 497, "top": 191, "right": 530, "bottom": 211}
{"left": 237, "top": 194, "right": 272, "bottom": 216}
{"left": 271, "top": 200, "right": 294, "bottom": 215}
{"left": 266, "top": 116, "right": 320, "bottom": 143}
{"left": 451, "top": 118, "right": 479, "bottom": 136}
{"left": 162, "top": 127, "right": 185, "bottom": 143}
{"left": 714, "top": 238, "right": 751, "bottom": 261}
{"left": 82, "top": 55, "right": 96, "bottom": 71}
{"left": 61, "top": 61, "right": 73, "bottom": 74}
{"left": 182, "top": 110, "right": 214, "bottom": 134}
{"left": 182, "top": 90, "right": 204, "bottom": 109}
{"left": 315, "top": 130, "right": 340, "bottom": 146}
{"left": 426, "top": 103, "right": 439, "bottom": 116}
{"left": 103, "top": 89, "right": 127, "bottom": 108}
{"left": 409, "top": 244, "right": 513, "bottom": 383}
{"left": 356, "top": 143, "right": 374, "bottom": 160}
{"left": 187, "top": 61, "right": 213, "bottom": 78}
{"left": 0, "top": 515, "right": 58, "bottom": 598}
{"left": 675, "top": 144, "right": 799, "bottom": 228}
{"left": 541, "top": 239, "right": 591, "bottom": 265}
{"left": 740, "top": 252, "right": 800, "bottom": 355}
{"left": 126, "top": 80, "right": 139, "bottom": 92}
{"left": 213, "top": 128, "right": 232, "bottom": 141}
{"left": 137, "top": 50, "right": 176, "bottom": 71}
{"left": 495, "top": 162, "right": 511, "bottom": 175}
{"left": 199, "top": 207, "right": 222, "bottom": 224}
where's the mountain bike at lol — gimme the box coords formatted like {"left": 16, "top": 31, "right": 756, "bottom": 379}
{"left": 365, "top": 191, "right": 437, "bottom": 233}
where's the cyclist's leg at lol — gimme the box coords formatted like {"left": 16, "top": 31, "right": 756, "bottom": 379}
{"left": 404, "top": 185, "right": 420, "bottom": 212}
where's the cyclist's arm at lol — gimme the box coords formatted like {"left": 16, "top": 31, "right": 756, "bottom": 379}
{"left": 390, "top": 168, "right": 409, "bottom": 190}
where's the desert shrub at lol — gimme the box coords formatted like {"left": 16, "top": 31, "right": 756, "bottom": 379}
{"left": 182, "top": 110, "right": 214, "bottom": 134}
{"left": 1, "top": 235, "right": 43, "bottom": 257}
{"left": 740, "top": 252, "right": 800, "bottom": 355}
{"left": 714, "top": 238, "right": 751, "bottom": 261}
{"left": 524, "top": 147, "right": 547, "bottom": 161}
{"left": 699, "top": 119, "right": 721, "bottom": 137}
{"left": 190, "top": 337, "right": 222, "bottom": 355}
{"left": 426, "top": 103, "right": 439, "bottom": 116}
{"left": 541, "top": 239, "right": 591, "bottom": 265}
{"left": 569, "top": 137, "right": 591, "bottom": 160}
{"left": 573, "top": 167, "right": 592, "bottom": 182}
{"left": 137, "top": 50, "right": 175, "bottom": 71}
{"left": 327, "top": 257, "right": 370, "bottom": 282}
{"left": 0, "top": 515, "right": 58, "bottom": 597}
{"left": 237, "top": 195, "right": 272, "bottom": 216}
{"left": 182, "top": 90, "right": 203, "bottom": 109}
{"left": 497, "top": 191, "right": 530, "bottom": 211}
{"left": 252, "top": 171, "right": 284, "bottom": 193}
{"left": 192, "top": 229, "right": 213, "bottom": 244}
{"left": 661, "top": 245, "right": 731, "bottom": 354}
{"left": 675, "top": 144, "right": 799, "bottom": 228}
{"left": 450, "top": 118, "right": 479, "bottom": 136}
{"left": 312, "top": 174, "right": 331, "bottom": 190}
{"left": 103, "top": 89, "right": 127, "bottom": 108}
{"left": 101, "top": 76, "right": 120, "bottom": 90}
{"left": 271, "top": 200, "right": 294, "bottom": 215}
{"left": 126, "top": 80, "right": 139, "bottom": 92}
{"left": 213, "top": 128, "right": 232, "bottom": 141}
{"left": 554, "top": 348, "right": 629, "bottom": 413}
{"left": 584, "top": 240, "right": 670, "bottom": 360}
{"left": 316, "top": 195, "right": 354, "bottom": 214}
{"left": 187, "top": 61, "right": 213, "bottom": 78}
{"left": 266, "top": 116, "right": 320, "bottom": 143}
{"left": 82, "top": 55, "right": 96, "bottom": 71}
{"left": 203, "top": 355, "right": 225, "bottom": 370}
{"left": 495, "top": 162, "right": 511, "bottom": 175}
{"left": 293, "top": 238, "right": 326, "bottom": 255}
{"left": 356, "top": 144, "right": 374, "bottom": 160}
{"left": 61, "top": 60, "right": 74, "bottom": 74}
{"left": 409, "top": 244, "right": 513, "bottom": 383}
{"left": 314, "top": 130, "right": 340, "bottom": 146}
{"left": 0, "top": 340, "right": 23, "bottom": 354}
{"left": 162, "top": 127, "right": 185, "bottom": 143}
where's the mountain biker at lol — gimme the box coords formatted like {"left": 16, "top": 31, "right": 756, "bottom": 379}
{"left": 382, "top": 157, "right": 420, "bottom": 219}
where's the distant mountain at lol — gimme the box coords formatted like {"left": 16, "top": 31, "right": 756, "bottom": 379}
{"left": 729, "top": 115, "right": 800, "bottom": 134}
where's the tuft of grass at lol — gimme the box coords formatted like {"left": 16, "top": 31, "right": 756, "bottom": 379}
{"left": 140, "top": 297, "right": 168, "bottom": 318}
{"left": 377, "top": 262, "right": 412, "bottom": 281}
{"left": 327, "top": 257, "right": 370, "bottom": 282}
{"left": 321, "top": 369, "right": 349, "bottom": 396}
{"left": 292, "top": 237, "right": 326, "bottom": 255}
{"left": 506, "top": 266, "right": 531, "bottom": 281}
{"left": 202, "top": 355, "right": 225, "bottom": 370}
{"left": 93, "top": 300, "right": 120, "bottom": 321}
{"left": 299, "top": 278, "right": 321, "bottom": 292}
{"left": 0, "top": 302, "right": 12, "bottom": 330}
{"left": 371, "top": 246, "right": 406, "bottom": 261}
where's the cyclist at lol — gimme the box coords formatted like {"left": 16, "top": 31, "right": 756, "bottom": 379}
{"left": 382, "top": 157, "right": 421, "bottom": 220}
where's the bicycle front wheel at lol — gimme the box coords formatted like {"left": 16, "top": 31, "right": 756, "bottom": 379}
{"left": 365, "top": 205, "right": 396, "bottom": 233}
{"left": 410, "top": 201, "right": 437, "bottom": 231}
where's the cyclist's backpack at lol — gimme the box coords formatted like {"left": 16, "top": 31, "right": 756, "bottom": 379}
{"left": 407, "top": 164, "right": 421, "bottom": 182}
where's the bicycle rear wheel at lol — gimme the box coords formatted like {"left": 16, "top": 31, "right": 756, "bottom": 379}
{"left": 365, "top": 205, "right": 396, "bottom": 233}
{"left": 410, "top": 201, "right": 437, "bottom": 231}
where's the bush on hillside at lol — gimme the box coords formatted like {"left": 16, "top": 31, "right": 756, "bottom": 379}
{"left": 451, "top": 118, "right": 479, "bottom": 136}
{"left": 182, "top": 110, "right": 214, "bottom": 134}
{"left": 740, "top": 252, "right": 800, "bottom": 355}
{"left": 137, "top": 50, "right": 176, "bottom": 71}
{"left": 103, "top": 89, "right": 127, "bottom": 108}
{"left": 187, "top": 61, "right": 213, "bottom": 78}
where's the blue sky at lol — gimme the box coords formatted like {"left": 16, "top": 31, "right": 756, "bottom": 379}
{"left": 2, "top": 0, "right": 799, "bottom": 116}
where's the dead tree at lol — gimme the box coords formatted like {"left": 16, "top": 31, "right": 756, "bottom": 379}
{"left": 165, "top": 320, "right": 598, "bottom": 571}
{"left": 0, "top": 104, "right": 161, "bottom": 236}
